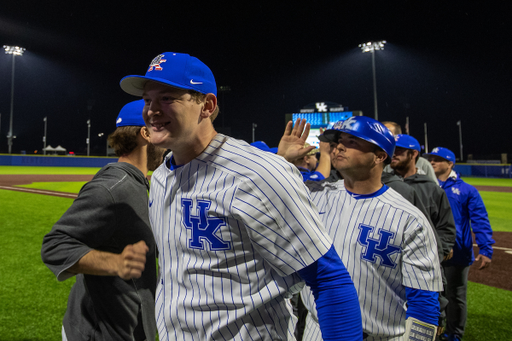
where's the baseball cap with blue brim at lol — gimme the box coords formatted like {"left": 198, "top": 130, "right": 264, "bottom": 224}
{"left": 116, "top": 99, "right": 146, "bottom": 127}
{"left": 394, "top": 134, "right": 421, "bottom": 152}
{"left": 424, "top": 147, "right": 456, "bottom": 164}
{"left": 120, "top": 52, "right": 217, "bottom": 97}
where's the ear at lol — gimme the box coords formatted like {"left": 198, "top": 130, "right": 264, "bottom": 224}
{"left": 375, "top": 150, "right": 388, "bottom": 165}
{"left": 412, "top": 150, "right": 419, "bottom": 159}
{"left": 140, "top": 126, "right": 151, "bottom": 143}
{"left": 200, "top": 93, "right": 217, "bottom": 118}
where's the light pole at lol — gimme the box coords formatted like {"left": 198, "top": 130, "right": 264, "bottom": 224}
{"left": 43, "top": 116, "right": 47, "bottom": 155}
{"left": 359, "top": 41, "right": 386, "bottom": 121}
{"left": 87, "top": 119, "right": 91, "bottom": 156}
{"left": 457, "top": 120, "right": 463, "bottom": 162}
{"left": 4, "top": 45, "right": 25, "bottom": 154}
{"left": 424, "top": 122, "right": 429, "bottom": 153}
{"left": 252, "top": 123, "right": 257, "bottom": 143}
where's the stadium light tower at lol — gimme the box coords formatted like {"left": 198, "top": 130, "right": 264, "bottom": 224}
{"left": 359, "top": 40, "right": 386, "bottom": 121}
{"left": 4, "top": 45, "right": 25, "bottom": 154}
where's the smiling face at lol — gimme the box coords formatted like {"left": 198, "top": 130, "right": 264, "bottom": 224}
{"left": 142, "top": 81, "right": 211, "bottom": 150}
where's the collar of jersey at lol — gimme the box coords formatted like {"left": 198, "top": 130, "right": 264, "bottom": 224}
{"left": 345, "top": 184, "right": 389, "bottom": 200}
{"left": 166, "top": 156, "right": 184, "bottom": 171}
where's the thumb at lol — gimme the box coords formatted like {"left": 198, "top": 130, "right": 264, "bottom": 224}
{"left": 134, "top": 240, "right": 149, "bottom": 253}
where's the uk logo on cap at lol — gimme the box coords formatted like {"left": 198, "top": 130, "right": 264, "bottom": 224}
{"left": 148, "top": 54, "right": 167, "bottom": 72}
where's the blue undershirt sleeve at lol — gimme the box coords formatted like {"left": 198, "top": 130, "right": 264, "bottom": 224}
{"left": 297, "top": 245, "right": 362, "bottom": 340}
{"left": 405, "top": 286, "right": 439, "bottom": 325}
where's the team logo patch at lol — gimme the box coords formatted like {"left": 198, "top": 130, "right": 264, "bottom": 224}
{"left": 357, "top": 224, "right": 401, "bottom": 268}
{"left": 432, "top": 147, "right": 440, "bottom": 153}
{"left": 181, "top": 198, "right": 231, "bottom": 251}
{"left": 451, "top": 187, "right": 461, "bottom": 196}
{"left": 148, "top": 54, "right": 167, "bottom": 72}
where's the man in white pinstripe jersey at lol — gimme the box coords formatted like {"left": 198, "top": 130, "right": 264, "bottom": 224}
{"left": 278, "top": 116, "right": 443, "bottom": 341}
{"left": 119, "top": 52, "right": 362, "bottom": 341}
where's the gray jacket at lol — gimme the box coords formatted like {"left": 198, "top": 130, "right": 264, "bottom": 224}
{"left": 41, "top": 162, "right": 156, "bottom": 341}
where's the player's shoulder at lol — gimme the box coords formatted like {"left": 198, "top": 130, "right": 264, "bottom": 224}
{"left": 381, "top": 187, "right": 430, "bottom": 221}
{"left": 199, "top": 134, "right": 300, "bottom": 180}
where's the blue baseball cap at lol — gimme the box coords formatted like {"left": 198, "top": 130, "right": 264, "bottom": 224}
{"left": 250, "top": 141, "right": 277, "bottom": 154}
{"left": 425, "top": 147, "right": 456, "bottom": 163}
{"left": 120, "top": 52, "right": 217, "bottom": 96}
{"left": 394, "top": 134, "right": 421, "bottom": 152}
{"left": 116, "top": 99, "right": 146, "bottom": 127}
{"left": 319, "top": 116, "right": 395, "bottom": 163}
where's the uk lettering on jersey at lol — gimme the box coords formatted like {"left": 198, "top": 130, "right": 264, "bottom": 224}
{"left": 149, "top": 134, "right": 333, "bottom": 341}
{"left": 302, "top": 181, "right": 442, "bottom": 340}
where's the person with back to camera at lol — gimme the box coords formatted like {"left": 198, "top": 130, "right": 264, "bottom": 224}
{"left": 119, "top": 51, "right": 362, "bottom": 341}
{"left": 425, "top": 147, "right": 494, "bottom": 341}
{"left": 278, "top": 116, "right": 443, "bottom": 341}
{"left": 41, "top": 100, "right": 166, "bottom": 341}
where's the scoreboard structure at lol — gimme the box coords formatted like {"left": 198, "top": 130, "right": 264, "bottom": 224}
{"left": 285, "top": 102, "right": 363, "bottom": 147}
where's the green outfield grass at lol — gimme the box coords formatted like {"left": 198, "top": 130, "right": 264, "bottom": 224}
{"left": 463, "top": 177, "right": 512, "bottom": 187}
{"left": 465, "top": 281, "right": 512, "bottom": 340}
{"left": 0, "top": 166, "right": 101, "bottom": 174}
{"left": 0, "top": 190, "right": 74, "bottom": 340}
{"left": 479, "top": 192, "right": 512, "bottom": 232}
{"left": 17, "top": 181, "right": 87, "bottom": 194}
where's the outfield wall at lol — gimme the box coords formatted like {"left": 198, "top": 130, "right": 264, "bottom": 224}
{"left": 454, "top": 164, "right": 512, "bottom": 178}
{"left": 0, "top": 155, "right": 117, "bottom": 167}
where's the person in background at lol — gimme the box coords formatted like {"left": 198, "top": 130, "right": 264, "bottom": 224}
{"left": 41, "top": 100, "right": 166, "bottom": 341}
{"left": 382, "top": 121, "right": 437, "bottom": 183}
{"left": 426, "top": 147, "right": 494, "bottom": 341}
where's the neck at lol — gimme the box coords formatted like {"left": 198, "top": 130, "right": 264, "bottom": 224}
{"left": 437, "top": 169, "right": 452, "bottom": 182}
{"left": 341, "top": 168, "right": 383, "bottom": 195}
{"left": 172, "top": 128, "right": 218, "bottom": 166}
{"left": 118, "top": 146, "right": 148, "bottom": 177}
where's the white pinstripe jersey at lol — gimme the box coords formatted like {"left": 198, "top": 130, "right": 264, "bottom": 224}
{"left": 302, "top": 180, "right": 442, "bottom": 341}
{"left": 149, "top": 134, "right": 333, "bottom": 341}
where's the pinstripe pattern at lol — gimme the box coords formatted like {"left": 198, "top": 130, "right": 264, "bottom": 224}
{"left": 150, "top": 134, "right": 332, "bottom": 341}
{"left": 302, "top": 180, "right": 442, "bottom": 340}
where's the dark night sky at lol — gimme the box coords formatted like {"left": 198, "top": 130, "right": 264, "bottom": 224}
{"left": 0, "top": 1, "right": 511, "bottom": 159}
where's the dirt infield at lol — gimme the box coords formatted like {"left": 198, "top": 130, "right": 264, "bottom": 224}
{"left": 1, "top": 173, "right": 511, "bottom": 291}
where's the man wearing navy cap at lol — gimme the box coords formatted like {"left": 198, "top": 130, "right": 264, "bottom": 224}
{"left": 42, "top": 100, "right": 166, "bottom": 341}
{"left": 120, "top": 52, "right": 361, "bottom": 341}
{"left": 426, "top": 147, "right": 494, "bottom": 341}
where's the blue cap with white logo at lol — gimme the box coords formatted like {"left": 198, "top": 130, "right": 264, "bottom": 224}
{"left": 395, "top": 134, "right": 421, "bottom": 152}
{"left": 425, "top": 147, "right": 456, "bottom": 163}
{"left": 116, "top": 99, "right": 146, "bottom": 127}
{"left": 120, "top": 52, "right": 217, "bottom": 96}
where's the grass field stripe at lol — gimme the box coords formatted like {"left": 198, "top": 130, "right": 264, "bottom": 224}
{"left": 0, "top": 186, "right": 77, "bottom": 198}
{"left": 473, "top": 244, "right": 512, "bottom": 252}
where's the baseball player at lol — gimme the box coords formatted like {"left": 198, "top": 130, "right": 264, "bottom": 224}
{"left": 426, "top": 147, "right": 494, "bottom": 341}
{"left": 382, "top": 121, "right": 437, "bottom": 183}
{"left": 41, "top": 100, "right": 166, "bottom": 341}
{"left": 389, "top": 135, "right": 456, "bottom": 262}
{"left": 278, "top": 116, "right": 443, "bottom": 341}
{"left": 119, "top": 52, "right": 362, "bottom": 341}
